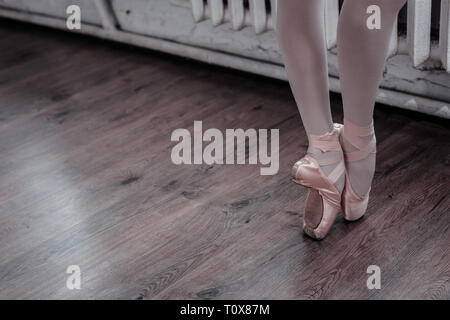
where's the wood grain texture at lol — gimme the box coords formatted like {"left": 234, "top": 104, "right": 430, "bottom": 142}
{"left": 0, "top": 19, "right": 449, "bottom": 300}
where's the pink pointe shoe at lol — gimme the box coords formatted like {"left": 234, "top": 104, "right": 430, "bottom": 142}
{"left": 340, "top": 120, "right": 376, "bottom": 221}
{"left": 292, "top": 124, "right": 345, "bottom": 240}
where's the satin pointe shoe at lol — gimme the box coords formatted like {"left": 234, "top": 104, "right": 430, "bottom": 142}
{"left": 292, "top": 123, "right": 345, "bottom": 240}
{"left": 340, "top": 120, "right": 376, "bottom": 221}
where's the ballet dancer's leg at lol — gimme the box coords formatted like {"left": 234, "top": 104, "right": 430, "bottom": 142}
{"left": 276, "top": 0, "right": 331, "bottom": 136}
{"left": 277, "top": 0, "right": 346, "bottom": 239}
{"left": 277, "top": 0, "right": 344, "bottom": 194}
{"left": 337, "top": 0, "right": 406, "bottom": 196}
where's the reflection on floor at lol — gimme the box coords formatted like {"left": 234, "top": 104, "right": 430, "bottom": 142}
{"left": 0, "top": 19, "right": 449, "bottom": 299}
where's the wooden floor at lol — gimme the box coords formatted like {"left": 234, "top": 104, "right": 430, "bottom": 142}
{"left": 0, "top": 19, "right": 449, "bottom": 300}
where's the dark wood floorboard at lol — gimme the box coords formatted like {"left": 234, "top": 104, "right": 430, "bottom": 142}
{"left": 0, "top": 19, "right": 449, "bottom": 300}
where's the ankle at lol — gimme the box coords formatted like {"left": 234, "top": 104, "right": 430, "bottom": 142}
{"left": 345, "top": 153, "right": 376, "bottom": 196}
{"left": 306, "top": 147, "right": 345, "bottom": 195}
{"left": 340, "top": 119, "right": 377, "bottom": 196}
{"left": 339, "top": 132, "right": 353, "bottom": 153}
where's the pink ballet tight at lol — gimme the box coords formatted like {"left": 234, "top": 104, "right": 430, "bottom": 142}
{"left": 276, "top": 0, "right": 407, "bottom": 196}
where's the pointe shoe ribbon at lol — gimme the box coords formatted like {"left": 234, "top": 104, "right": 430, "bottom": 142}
{"left": 340, "top": 120, "right": 376, "bottom": 221}
{"left": 292, "top": 123, "right": 345, "bottom": 240}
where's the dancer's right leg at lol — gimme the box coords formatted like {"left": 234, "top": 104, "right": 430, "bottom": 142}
{"left": 277, "top": 0, "right": 344, "bottom": 194}
{"left": 277, "top": 1, "right": 345, "bottom": 239}
{"left": 276, "top": 0, "right": 333, "bottom": 136}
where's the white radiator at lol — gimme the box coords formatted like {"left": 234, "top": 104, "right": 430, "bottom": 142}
{"left": 0, "top": 0, "right": 448, "bottom": 118}
{"left": 190, "top": 0, "right": 450, "bottom": 72}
